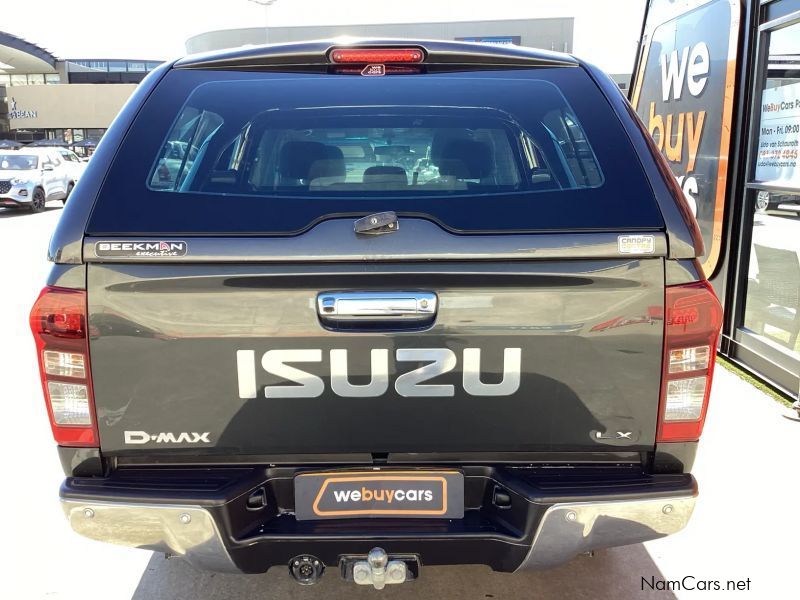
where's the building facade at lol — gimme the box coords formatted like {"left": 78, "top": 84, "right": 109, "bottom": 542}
{"left": 0, "top": 31, "right": 162, "bottom": 147}
{"left": 185, "top": 18, "right": 575, "bottom": 56}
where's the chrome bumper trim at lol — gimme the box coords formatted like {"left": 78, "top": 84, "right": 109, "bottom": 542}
{"left": 517, "top": 493, "right": 698, "bottom": 570}
{"left": 60, "top": 500, "right": 239, "bottom": 573}
{"left": 62, "top": 492, "right": 697, "bottom": 574}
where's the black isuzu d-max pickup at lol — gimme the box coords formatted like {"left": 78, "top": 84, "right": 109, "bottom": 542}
{"left": 31, "top": 40, "right": 722, "bottom": 588}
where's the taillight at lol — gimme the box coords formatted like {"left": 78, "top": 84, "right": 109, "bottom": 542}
{"left": 657, "top": 280, "right": 723, "bottom": 442}
{"left": 328, "top": 48, "right": 425, "bottom": 64}
{"left": 30, "top": 287, "right": 98, "bottom": 447}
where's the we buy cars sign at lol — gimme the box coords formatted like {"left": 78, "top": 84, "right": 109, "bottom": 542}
{"left": 632, "top": 0, "right": 741, "bottom": 277}
{"left": 755, "top": 81, "right": 800, "bottom": 188}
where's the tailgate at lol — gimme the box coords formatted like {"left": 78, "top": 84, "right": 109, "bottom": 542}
{"left": 86, "top": 224, "right": 666, "bottom": 457}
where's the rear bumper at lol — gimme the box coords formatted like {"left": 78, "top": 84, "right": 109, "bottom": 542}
{"left": 60, "top": 467, "right": 697, "bottom": 574}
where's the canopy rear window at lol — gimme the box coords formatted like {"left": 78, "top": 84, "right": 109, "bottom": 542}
{"left": 88, "top": 68, "right": 663, "bottom": 234}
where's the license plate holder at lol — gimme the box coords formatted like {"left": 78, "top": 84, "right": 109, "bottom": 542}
{"left": 294, "top": 470, "right": 464, "bottom": 521}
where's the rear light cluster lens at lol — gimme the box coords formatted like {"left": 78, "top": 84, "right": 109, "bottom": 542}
{"left": 44, "top": 350, "right": 86, "bottom": 378}
{"left": 664, "top": 377, "right": 706, "bottom": 420}
{"left": 329, "top": 48, "right": 424, "bottom": 64}
{"left": 658, "top": 281, "right": 723, "bottom": 442}
{"left": 47, "top": 381, "right": 91, "bottom": 425}
{"left": 30, "top": 287, "right": 98, "bottom": 446}
{"left": 668, "top": 346, "right": 710, "bottom": 374}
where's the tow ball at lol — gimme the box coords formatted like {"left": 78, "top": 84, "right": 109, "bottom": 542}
{"left": 342, "top": 547, "right": 416, "bottom": 589}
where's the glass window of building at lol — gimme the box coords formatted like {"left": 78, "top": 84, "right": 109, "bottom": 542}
{"left": 146, "top": 62, "right": 161, "bottom": 71}
{"left": 72, "top": 60, "right": 108, "bottom": 71}
{"left": 108, "top": 61, "right": 127, "bottom": 72}
{"left": 0, "top": 74, "right": 9, "bottom": 86}
{"left": 127, "top": 62, "right": 146, "bottom": 72}
{"left": 10, "top": 74, "right": 27, "bottom": 85}
{"left": 26, "top": 74, "right": 45, "bottom": 85}
{"left": 45, "top": 74, "right": 60, "bottom": 84}
{"left": 742, "top": 21, "right": 800, "bottom": 368}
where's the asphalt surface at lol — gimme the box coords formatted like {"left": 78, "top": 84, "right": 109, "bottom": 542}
{"left": 2, "top": 205, "right": 798, "bottom": 600}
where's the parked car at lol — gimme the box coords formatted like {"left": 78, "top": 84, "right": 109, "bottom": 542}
{"left": 55, "top": 147, "right": 87, "bottom": 188}
{"left": 33, "top": 41, "right": 722, "bottom": 588}
{"left": 0, "top": 148, "right": 76, "bottom": 211}
{"left": 755, "top": 190, "right": 800, "bottom": 216}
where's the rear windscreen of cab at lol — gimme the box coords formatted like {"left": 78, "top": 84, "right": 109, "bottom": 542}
{"left": 87, "top": 67, "right": 663, "bottom": 234}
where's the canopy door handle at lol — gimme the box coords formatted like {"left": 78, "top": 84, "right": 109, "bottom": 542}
{"left": 317, "top": 292, "right": 437, "bottom": 327}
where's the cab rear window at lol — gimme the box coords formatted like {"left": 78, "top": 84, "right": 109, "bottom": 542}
{"left": 88, "top": 68, "right": 663, "bottom": 234}
{"left": 148, "top": 84, "right": 602, "bottom": 197}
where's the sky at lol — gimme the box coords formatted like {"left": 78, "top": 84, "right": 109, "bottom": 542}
{"left": 1, "top": 0, "right": 646, "bottom": 74}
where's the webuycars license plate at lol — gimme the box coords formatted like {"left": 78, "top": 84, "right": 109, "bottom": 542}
{"left": 294, "top": 470, "right": 464, "bottom": 520}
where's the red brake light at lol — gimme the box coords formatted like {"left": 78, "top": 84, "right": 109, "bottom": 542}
{"left": 30, "top": 287, "right": 98, "bottom": 447}
{"left": 657, "top": 280, "right": 723, "bottom": 442}
{"left": 329, "top": 48, "right": 424, "bottom": 64}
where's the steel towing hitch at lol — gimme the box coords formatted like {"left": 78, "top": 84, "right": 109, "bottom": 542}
{"left": 341, "top": 547, "right": 418, "bottom": 589}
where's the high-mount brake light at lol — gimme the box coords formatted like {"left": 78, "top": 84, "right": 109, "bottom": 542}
{"left": 329, "top": 48, "right": 424, "bottom": 64}
{"left": 657, "top": 280, "right": 723, "bottom": 442}
{"left": 30, "top": 286, "right": 98, "bottom": 447}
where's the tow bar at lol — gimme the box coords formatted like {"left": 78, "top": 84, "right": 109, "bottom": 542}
{"left": 342, "top": 548, "right": 417, "bottom": 589}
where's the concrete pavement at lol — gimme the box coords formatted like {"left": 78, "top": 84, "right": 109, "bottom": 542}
{"left": 1, "top": 205, "right": 797, "bottom": 599}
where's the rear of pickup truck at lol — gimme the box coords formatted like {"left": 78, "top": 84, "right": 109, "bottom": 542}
{"left": 32, "top": 41, "right": 721, "bottom": 586}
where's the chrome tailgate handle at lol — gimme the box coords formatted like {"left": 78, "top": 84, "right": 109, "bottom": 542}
{"left": 317, "top": 292, "right": 437, "bottom": 320}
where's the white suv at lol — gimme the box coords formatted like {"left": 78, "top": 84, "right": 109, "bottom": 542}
{"left": 0, "top": 148, "right": 78, "bottom": 212}
{"left": 55, "top": 147, "right": 87, "bottom": 188}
